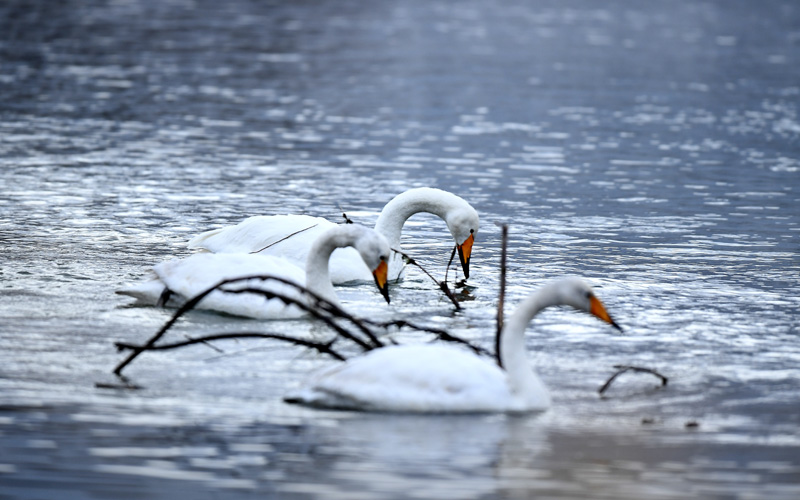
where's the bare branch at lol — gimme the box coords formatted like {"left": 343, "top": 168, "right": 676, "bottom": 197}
{"left": 116, "top": 332, "right": 347, "bottom": 361}
{"left": 598, "top": 365, "right": 669, "bottom": 395}
{"left": 391, "top": 247, "right": 461, "bottom": 311}
{"left": 444, "top": 245, "right": 457, "bottom": 284}
{"left": 496, "top": 224, "right": 508, "bottom": 368}
{"left": 335, "top": 203, "right": 354, "bottom": 224}
{"left": 112, "top": 273, "right": 384, "bottom": 376}
{"left": 371, "top": 319, "right": 491, "bottom": 357}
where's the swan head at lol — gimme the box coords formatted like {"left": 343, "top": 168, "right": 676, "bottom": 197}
{"left": 351, "top": 226, "right": 392, "bottom": 304}
{"left": 551, "top": 277, "right": 622, "bottom": 330}
{"left": 446, "top": 206, "right": 480, "bottom": 280}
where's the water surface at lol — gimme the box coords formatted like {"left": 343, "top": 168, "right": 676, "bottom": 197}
{"left": 1, "top": 0, "right": 799, "bottom": 498}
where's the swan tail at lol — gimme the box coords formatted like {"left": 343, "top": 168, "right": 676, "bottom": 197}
{"left": 116, "top": 279, "right": 173, "bottom": 307}
{"left": 187, "top": 227, "right": 224, "bottom": 250}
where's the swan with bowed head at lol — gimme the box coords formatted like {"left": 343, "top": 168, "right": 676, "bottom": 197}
{"left": 117, "top": 224, "right": 391, "bottom": 319}
{"left": 188, "top": 187, "right": 480, "bottom": 284}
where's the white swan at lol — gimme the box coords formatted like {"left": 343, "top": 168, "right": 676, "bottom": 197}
{"left": 187, "top": 187, "right": 480, "bottom": 284}
{"left": 117, "top": 225, "right": 391, "bottom": 319}
{"left": 285, "top": 277, "right": 621, "bottom": 412}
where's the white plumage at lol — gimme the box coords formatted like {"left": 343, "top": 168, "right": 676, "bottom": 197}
{"left": 285, "top": 278, "right": 621, "bottom": 412}
{"left": 117, "top": 224, "right": 391, "bottom": 319}
{"left": 187, "top": 187, "right": 480, "bottom": 283}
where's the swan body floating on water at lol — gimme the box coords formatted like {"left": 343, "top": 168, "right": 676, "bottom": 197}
{"left": 187, "top": 187, "right": 479, "bottom": 284}
{"left": 285, "top": 277, "right": 620, "bottom": 412}
{"left": 117, "top": 225, "right": 391, "bottom": 319}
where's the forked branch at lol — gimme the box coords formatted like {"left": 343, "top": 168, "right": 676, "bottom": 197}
{"left": 598, "top": 364, "right": 669, "bottom": 395}
{"left": 112, "top": 274, "right": 384, "bottom": 376}
{"left": 116, "top": 332, "right": 347, "bottom": 361}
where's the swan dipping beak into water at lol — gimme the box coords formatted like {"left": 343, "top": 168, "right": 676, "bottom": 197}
{"left": 285, "top": 277, "right": 621, "bottom": 413}
{"left": 188, "top": 187, "right": 480, "bottom": 284}
{"left": 117, "top": 224, "right": 392, "bottom": 319}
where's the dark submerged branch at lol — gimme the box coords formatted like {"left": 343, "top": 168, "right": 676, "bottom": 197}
{"left": 392, "top": 247, "right": 462, "bottom": 311}
{"left": 598, "top": 365, "right": 669, "bottom": 395}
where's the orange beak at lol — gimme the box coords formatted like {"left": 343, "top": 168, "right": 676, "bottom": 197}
{"left": 372, "top": 260, "right": 390, "bottom": 304}
{"left": 456, "top": 233, "right": 474, "bottom": 279}
{"left": 590, "top": 295, "right": 622, "bottom": 331}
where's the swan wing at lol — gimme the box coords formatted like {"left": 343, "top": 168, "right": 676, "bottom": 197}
{"left": 188, "top": 215, "right": 336, "bottom": 255}
{"left": 153, "top": 253, "right": 308, "bottom": 319}
{"left": 287, "top": 344, "right": 511, "bottom": 413}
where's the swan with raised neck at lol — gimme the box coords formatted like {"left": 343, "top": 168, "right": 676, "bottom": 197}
{"left": 285, "top": 277, "right": 621, "bottom": 412}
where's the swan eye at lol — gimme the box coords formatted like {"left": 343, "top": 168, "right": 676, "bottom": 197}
{"left": 585, "top": 291, "right": 593, "bottom": 300}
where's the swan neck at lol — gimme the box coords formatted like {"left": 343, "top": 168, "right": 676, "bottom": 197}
{"left": 304, "top": 234, "right": 341, "bottom": 305}
{"left": 373, "top": 188, "right": 455, "bottom": 248}
{"left": 499, "top": 287, "right": 558, "bottom": 395}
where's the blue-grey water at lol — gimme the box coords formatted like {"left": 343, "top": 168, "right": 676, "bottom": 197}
{"left": 1, "top": 0, "right": 799, "bottom": 498}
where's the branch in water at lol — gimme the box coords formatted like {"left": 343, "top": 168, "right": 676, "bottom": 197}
{"left": 598, "top": 365, "right": 669, "bottom": 395}
{"left": 366, "top": 319, "right": 491, "bottom": 357}
{"left": 444, "top": 245, "right": 457, "bottom": 284}
{"left": 116, "top": 332, "right": 347, "bottom": 361}
{"left": 112, "top": 273, "right": 384, "bottom": 376}
{"left": 392, "top": 247, "right": 461, "bottom": 311}
{"left": 496, "top": 224, "right": 508, "bottom": 368}
{"left": 336, "top": 203, "right": 354, "bottom": 224}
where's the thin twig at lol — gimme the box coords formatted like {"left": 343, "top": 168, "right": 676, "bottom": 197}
{"left": 217, "top": 286, "right": 377, "bottom": 351}
{"left": 444, "top": 245, "right": 457, "bottom": 285}
{"left": 184, "top": 334, "right": 225, "bottom": 353}
{"left": 335, "top": 203, "right": 354, "bottom": 224}
{"left": 391, "top": 247, "right": 461, "bottom": 311}
{"left": 496, "top": 224, "right": 508, "bottom": 368}
{"left": 251, "top": 224, "right": 319, "bottom": 254}
{"left": 598, "top": 365, "right": 669, "bottom": 395}
{"left": 116, "top": 332, "right": 347, "bottom": 361}
{"left": 366, "top": 319, "right": 492, "bottom": 357}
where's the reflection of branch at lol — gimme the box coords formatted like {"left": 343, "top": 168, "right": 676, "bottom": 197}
{"left": 116, "top": 332, "right": 347, "bottom": 361}
{"left": 598, "top": 365, "right": 669, "bottom": 395}
{"left": 392, "top": 247, "right": 461, "bottom": 311}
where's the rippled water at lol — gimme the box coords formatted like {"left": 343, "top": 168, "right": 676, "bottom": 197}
{"left": 2, "top": 0, "right": 799, "bottom": 498}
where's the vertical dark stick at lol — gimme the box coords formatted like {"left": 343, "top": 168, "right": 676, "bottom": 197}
{"left": 496, "top": 224, "right": 508, "bottom": 368}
